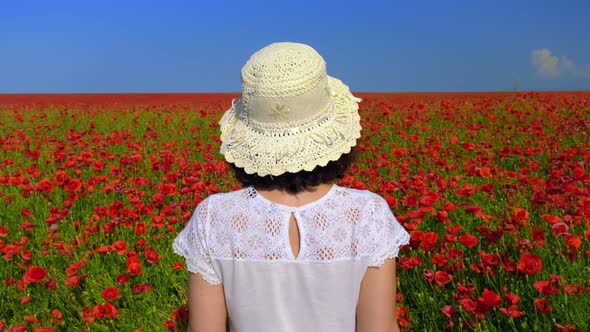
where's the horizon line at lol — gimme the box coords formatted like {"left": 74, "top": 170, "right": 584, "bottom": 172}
{"left": 1, "top": 89, "right": 590, "bottom": 95}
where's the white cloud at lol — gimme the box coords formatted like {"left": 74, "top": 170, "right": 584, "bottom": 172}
{"left": 532, "top": 49, "right": 559, "bottom": 77}
{"left": 560, "top": 55, "right": 576, "bottom": 74}
{"left": 531, "top": 48, "right": 590, "bottom": 78}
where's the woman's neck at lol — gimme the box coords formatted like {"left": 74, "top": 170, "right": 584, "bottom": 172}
{"left": 254, "top": 183, "right": 334, "bottom": 208}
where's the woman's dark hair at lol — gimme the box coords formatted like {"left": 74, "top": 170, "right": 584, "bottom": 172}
{"left": 230, "top": 147, "right": 358, "bottom": 195}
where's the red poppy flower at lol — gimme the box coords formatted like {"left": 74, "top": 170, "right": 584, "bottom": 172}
{"left": 504, "top": 292, "right": 520, "bottom": 304}
{"left": 434, "top": 271, "right": 452, "bottom": 285}
{"left": 420, "top": 232, "right": 438, "bottom": 252}
{"left": 53, "top": 171, "right": 69, "bottom": 186}
{"left": 34, "top": 327, "right": 55, "bottom": 332}
{"left": 442, "top": 202, "right": 456, "bottom": 211}
{"left": 512, "top": 208, "right": 529, "bottom": 225}
{"left": 456, "top": 184, "right": 476, "bottom": 197}
{"left": 82, "top": 307, "right": 94, "bottom": 323}
{"left": 45, "top": 278, "right": 56, "bottom": 290}
{"left": 65, "top": 257, "right": 86, "bottom": 276}
{"left": 534, "top": 280, "right": 560, "bottom": 295}
{"left": 132, "top": 282, "right": 153, "bottom": 294}
{"left": 135, "top": 222, "right": 147, "bottom": 235}
{"left": 163, "top": 319, "right": 176, "bottom": 330}
{"left": 564, "top": 284, "right": 585, "bottom": 296}
{"left": 423, "top": 269, "right": 434, "bottom": 283}
{"left": 384, "top": 195, "right": 397, "bottom": 209}
{"left": 93, "top": 304, "right": 105, "bottom": 319}
{"left": 65, "top": 274, "right": 86, "bottom": 288}
{"left": 0, "top": 225, "right": 9, "bottom": 237}
{"left": 52, "top": 309, "right": 62, "bottom": 323}
{"left": 517, "top": 252, "right": 543, "bottom": 275}
{"left": 102, "top": 287, "right": 120, "bottom": 302}
{"left": 419, "top": 191, "right": 439, "bottom": 207}
{"left": 127, "top": 257, "right": 142, "bottom": 276}
{"left": 555, "top": 323, "right": 580, "bottom": 332}
{"left": 482, "top": 288, "right": 501, "bottom": 307}
{"left": 395, "top": 306, "right": 410, "bottom": 327}
{"left": 435, "top": 210, "right": 450, "bottom": 224}
{"left": 480, "top": 251, "right": 499, "bottom": 266}
{"left": 432, "top": 253, "right": 447, "bottom": 267}
{"left": 160, "top": 183, "right": 176, "bottom": 196}
{"left": 93, "top": 160, "right": 106, "bottom": 172}
{"left": 20, "top": 249, "right": 32, "bottom": 261}
{"left": 103, "top": 302, "right": 119, "bottom": 319}
{"left": 392, "top": 148, "right": 405, "bottom": 157}
{"left": 116, "top": 274, "right": 130, "bottom": 284}
{"left": 532, "top": 228, "right": 545, "bottom": 247}
{"left": 144, "top": 247, "right": 160, "bottom": 264}
{"left": 441, "top": 305, "right": 457, "bottom": 319}
{"left": 96, "top": 245, "right": 111, "bottom": 255}
{"left": 565, "top": 235, "right": 581, "bottom": 249}
{"left": 37, "top": 179, "right": 54, "bottom": 193}
{"left": 23, "top": 266, "right": 48, "bottom": 284}
{"left": 64, "top": 178, "right": 82, "bottom": 192}
{"left": 172, "top": 261, "right": 185, "bottom": 271}
{"left": 459, "top": 233, "right": 478, "bottom": 248}
{"left": 172, "top": 307, "right": 189, "bottom": 322}
{"left": 499, "top": 304, "right": 525, "bottom": 318}
{"left": 533, "top": 297, "right": 552, "bottom": 314}
{"left": 112, "top": 240, "right": 127, "bottom": 255}
{"left": 541, "top": 214, "right": 562, "bottom": 225}
{"left": 398, "top": 256, "right": 422, "bottom": 270}
{"left": 20, "top": 208, "right": 33, "bottom": 218}
{"left": 460, "top": 298, "right": 477, "bottom": 313}
{"left": 20, "top": 221, "right": 34, "bottom": 232}
{"left": 551, "top": 223, "right": 569, "bottom": 237}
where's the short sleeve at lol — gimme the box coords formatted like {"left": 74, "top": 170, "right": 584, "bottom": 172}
{"left": 368, "top": 195, "right": 411, "bottom": 268}
{"left": 172, "top": 197, "right": 222, "bottom": 285}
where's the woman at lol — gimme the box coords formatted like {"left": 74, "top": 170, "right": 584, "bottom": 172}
{"left": 173, "top": 42, "right": 410, "bottom": 332}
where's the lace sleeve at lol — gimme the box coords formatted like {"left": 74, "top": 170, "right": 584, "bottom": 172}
{"left": 368, "top": 195, "right": 410, "bottom": 268}
{"left": 172, "top": 197, "right": 222, "bottom": 285}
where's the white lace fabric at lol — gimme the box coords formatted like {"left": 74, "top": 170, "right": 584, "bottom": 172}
{"left": 172, "top": 185, "right": 410, "bottom": 285}
{"left": 173, "top": 185, "right": 410, "bottom": 331}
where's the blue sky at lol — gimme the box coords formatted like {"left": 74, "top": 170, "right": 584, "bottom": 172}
{"left": 1, "top": 0, "right": 589, "bottom": 93}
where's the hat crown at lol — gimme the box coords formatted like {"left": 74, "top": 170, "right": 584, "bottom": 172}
{"left": 219, "top": 42, "right": 362, "bottom": 177}
{"left": 241, "top": 42, "right": 327, "bottom": 99}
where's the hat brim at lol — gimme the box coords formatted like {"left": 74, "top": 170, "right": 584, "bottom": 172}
{"left": 219, "top": 76, "right": 362, "bottom": 177}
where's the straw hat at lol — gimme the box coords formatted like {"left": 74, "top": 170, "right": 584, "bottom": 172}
{"left": 219, "top": 42, "right": 362, "bottom": 177}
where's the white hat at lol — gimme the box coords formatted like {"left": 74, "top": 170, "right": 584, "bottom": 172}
{"left": 219, "top": 42, "right": 362, "bottom": 177}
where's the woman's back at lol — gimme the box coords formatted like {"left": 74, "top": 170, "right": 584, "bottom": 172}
{"left": 173, "top": 42, "right": 410, "bottom": 331}
{"left": 173, "top": 184, "right": 409, "bottom": 331}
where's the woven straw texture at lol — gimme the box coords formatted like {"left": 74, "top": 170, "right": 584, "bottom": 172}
{"left": 219, "top": 42, "right": 362, "bottom": 177}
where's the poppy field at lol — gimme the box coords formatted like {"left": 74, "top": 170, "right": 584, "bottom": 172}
{"left": 0, "top": 91, "right": 589, "bottom": 331}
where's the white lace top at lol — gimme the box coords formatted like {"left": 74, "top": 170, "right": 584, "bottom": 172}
{"left": 172, "top": 184, "right": 410, "bottom": 332}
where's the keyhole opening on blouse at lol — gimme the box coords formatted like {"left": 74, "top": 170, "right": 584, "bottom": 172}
{"left": 288, "top": 213, "right": 301, "bottom": 259}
